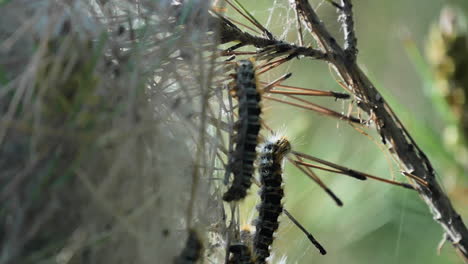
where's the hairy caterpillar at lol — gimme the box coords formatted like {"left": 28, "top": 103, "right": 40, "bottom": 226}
{"left": 223, "top": 59, "right": 262, "bottom": 202}
{"left": 174, "top": 229, "right": 203, "bottom": 264}
{"left": 228, "top": 226, "right": 255, "bottom": 264}
{"left": 253, "top": 136, "right": 291, "bottom": 264}
{"left": 227, "top": 244, "right": 255, "bottom": 264}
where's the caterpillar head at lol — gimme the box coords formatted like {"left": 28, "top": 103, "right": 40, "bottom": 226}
{"left": 273, "top": 136, "right": 291, "bottom": 160}
{"left": 240, "top": 224, "right": 254, "bottom": 242}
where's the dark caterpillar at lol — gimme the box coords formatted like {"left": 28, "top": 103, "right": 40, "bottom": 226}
{"left": 227, "top": 243, "right": 255, "bottom": 264}
{"left": 174, "top": 229, "right": 203, "bottom": 264}
{"left": 223, "top": 59, "right": 262, "bottom": 202}
{"left": 253, "top": 136, "right": 291, "bottom": 264}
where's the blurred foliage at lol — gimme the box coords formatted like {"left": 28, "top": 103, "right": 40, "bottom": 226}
{"left": 426, "top": 6, "right": 468, "bottom": 171}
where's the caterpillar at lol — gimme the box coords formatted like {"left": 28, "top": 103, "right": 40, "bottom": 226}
{"left": 174, "top": 229, "right": 203, "bottom": 264}
{"left": 253, "top": 136, "right": 291, "bottom": 264}
{"left": 223, "top": 59, "right": 262, "bottom": 202}
{"left": 227, "top": 244, "right": 255, "bottom": 264}
{"left": 228, "top": 227, "right": 255, "bottom": 264}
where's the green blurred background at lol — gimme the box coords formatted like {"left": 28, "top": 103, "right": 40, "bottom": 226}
{"left": 228, "top": 1, "right": 468, "bottom": 263}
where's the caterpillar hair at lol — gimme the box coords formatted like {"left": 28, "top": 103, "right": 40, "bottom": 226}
{"left": 223, "top": 59, "right": 262, "bottom": 202}
{"left": 253, "top": 135, "right": 291, "bottom": 264}
{"left": 174, "top": 229, "right": 203, "bottom": 264}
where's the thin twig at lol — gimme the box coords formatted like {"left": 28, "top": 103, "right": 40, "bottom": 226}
{"left": 288, "top": 156, "right": 343, "bottom": 206}
{"left": 262, "top": 82, "right": 350, "bottom": 99}
{"left": 227, "top": 0, "right": 274, "bottom": 39}
{"left": 283, "top": 209, "right": 327, "bottom": 255}
{"left": 292, "top": 0, "right": 305, "bottom": 46}
{"left": 261, "top": 73, "right": 293, "bottom": 92}
{"left": 338, "top": 0, "right": 358, "bottom": 61}
{"left": 263, "top": 95, "right": 362, "bottom": 124}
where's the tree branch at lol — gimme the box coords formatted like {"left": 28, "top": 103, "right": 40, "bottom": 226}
{"left": 211, "top": 14, "right": 328, "bottom": 60}
{"left": 338, "top": 0, "right": 358, "bottom": 61}
{"left": 294, "top": 0, "right": 468, "bottom": 260}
